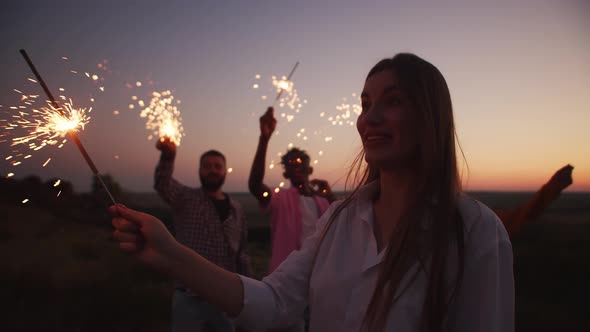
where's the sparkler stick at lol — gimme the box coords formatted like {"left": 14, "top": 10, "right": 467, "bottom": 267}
{"left": 19, "top": 49, "right": 117, "bottom": 205}
{"left": 272, "top": 61, "right": 299, "bottom": 107}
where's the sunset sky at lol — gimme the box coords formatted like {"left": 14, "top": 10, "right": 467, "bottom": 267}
{"left": 1, "top": 0, "right": 589, "bottom": 193}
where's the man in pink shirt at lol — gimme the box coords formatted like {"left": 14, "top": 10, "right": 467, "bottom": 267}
{"left": 248, "top": 107, "right": 336, "bottom": 274}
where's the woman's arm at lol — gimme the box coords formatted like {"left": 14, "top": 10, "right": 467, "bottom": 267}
{"left": 110, "top": 205, "right": 245, "bottom": 314}
{"left": 109, "top": 203, "right": 339, "bottom": 330}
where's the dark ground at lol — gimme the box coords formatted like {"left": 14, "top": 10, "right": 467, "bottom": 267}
{"left": 1, "top": 177, "right": 588, "bottom": 331}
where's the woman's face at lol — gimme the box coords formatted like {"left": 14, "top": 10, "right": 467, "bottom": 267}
{"left": 357, "top": 69, "right": 419, "bottom": 170}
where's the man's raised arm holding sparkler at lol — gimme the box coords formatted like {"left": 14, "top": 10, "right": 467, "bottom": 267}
{"left": 154, "top": 135, "right": 253, "bottom": 331}
{"left": 154, "top": 137, "right": 188, "bottom": 208}
{"left": 248, "top": 107, "right": 276, "bottom": 207}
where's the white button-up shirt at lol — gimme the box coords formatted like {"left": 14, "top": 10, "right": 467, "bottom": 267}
{"left": 237, "top": 182, "right": 514, "bottom": 331}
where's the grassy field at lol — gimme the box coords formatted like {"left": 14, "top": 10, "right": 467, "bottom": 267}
{"left": 1, "top": 187, "right": 589, "bottom": 331}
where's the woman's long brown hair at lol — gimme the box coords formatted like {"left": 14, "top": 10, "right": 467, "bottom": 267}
{"left": 312, "top": 53, "right": 465, "bottom": 332}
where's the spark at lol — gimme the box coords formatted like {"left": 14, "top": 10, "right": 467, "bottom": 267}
{"left": 53, "top": 179, "right": 61, "bottom": 187}
{"left": 139, "top": 90, "right": 185, "bottom": 145}
{"left": 22, "top": 198, "right": 29, "bottom": 204}
{"left": 227, "top": 167, "right": 233, "bottom": 173}
{"left": 7, "top": 173, "right": 14, "bottom": 178}
{"left": 262, "top": 192, "right": 269, "bottom": 198}
{"left": 9, "top": 101, "right": 90, "bottom": 148}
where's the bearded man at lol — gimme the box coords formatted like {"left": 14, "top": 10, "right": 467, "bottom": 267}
{"left": 155, "top": 137, "right": 251, "bottom": 332}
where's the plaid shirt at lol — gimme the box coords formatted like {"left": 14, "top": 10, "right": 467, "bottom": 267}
{"left": 154, "top": 155, "right": 252, "bottom": 280}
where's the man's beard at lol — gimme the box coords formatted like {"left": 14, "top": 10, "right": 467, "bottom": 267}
{"left": 200, "top": 174, "right": 225, "bottom": 192}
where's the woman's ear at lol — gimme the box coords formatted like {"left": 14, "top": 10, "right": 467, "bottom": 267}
{"left": 308, "top": 166, "right": 314, "bottom": 175}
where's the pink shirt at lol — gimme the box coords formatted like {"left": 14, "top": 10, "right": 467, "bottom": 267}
{"left": 264, "top": 186, "right": 330, "bottom": 273}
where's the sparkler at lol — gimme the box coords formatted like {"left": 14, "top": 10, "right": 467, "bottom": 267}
{"left": 138, "top": 90, "right": 184, "bottom": 145}
{"left": 19, "top": 49, "right": 117, "bottom": 205}
{"left": 272, "top": 61, "right": 299, "bottom": 107}
{"left": 250, "top": 63, "right": 315, "bottom": 190}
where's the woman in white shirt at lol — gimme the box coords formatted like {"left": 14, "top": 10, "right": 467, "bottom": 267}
{"left": 110, "top": 53, "right": 514, "bottom": 331}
